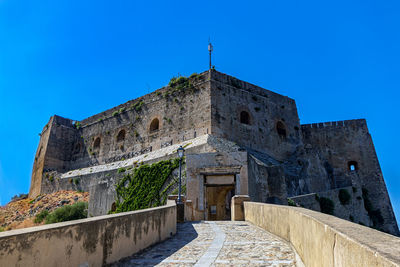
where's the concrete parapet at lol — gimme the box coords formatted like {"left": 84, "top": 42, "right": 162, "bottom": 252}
{"left": 231, "top": 195, "right": 251, "bottom": 221}
{"left": 0, "top": 203, "right": 176, "bottom": 267}
{"left": 244, "top": 202, "right": 400, "bottom": 267}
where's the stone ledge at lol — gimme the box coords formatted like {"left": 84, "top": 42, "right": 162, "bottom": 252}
{"left": 244, "top": 202, "right": 400, "bottom": 267}
{"left": 0, "top": 203, "right": 176, "bottom": 267}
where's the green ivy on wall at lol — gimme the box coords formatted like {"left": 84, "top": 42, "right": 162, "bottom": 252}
{"left": 111, "top": 158, "right": 185, "bottom": 214}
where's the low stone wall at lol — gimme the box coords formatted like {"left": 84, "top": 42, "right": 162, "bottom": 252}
{"left": 244, "top": 202, "right": 400, "bottom": 267}
{"left": 0, "top": 203, "right": 176, "bottom": 267}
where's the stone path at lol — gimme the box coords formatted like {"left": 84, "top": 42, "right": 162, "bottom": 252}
{"left": 111, "top": 221, "right": 296, "bottom": 267}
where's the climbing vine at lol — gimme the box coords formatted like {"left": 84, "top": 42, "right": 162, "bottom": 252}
{"left": 111, "top": 158, "right": 185, "bottom": 214}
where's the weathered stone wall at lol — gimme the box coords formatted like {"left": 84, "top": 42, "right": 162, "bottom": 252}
{"left": 0, "top": 203, "right": 176, "bottom": 267}
{"left": 70, "top": 72, "right": 211, "bottom": 170}
{"left": 30, "top": 72, "right": 212, "bottom": 197}
{"left": 209, "top": 70, "right": 303, "bottom": 161}
{"left": 247, "top": 154, "right": 288, "bottom": 204}
{"left": 289, "top": 186, "right": 370, "bottom": 226}
{"left": 300, "top": 119, "right": 399, "bottom": 236}
{"left": 244, "top": 202, "right": 400, "bottom": 267}
{"left": 29, "top": 115, "right": 79, "bottom": 198}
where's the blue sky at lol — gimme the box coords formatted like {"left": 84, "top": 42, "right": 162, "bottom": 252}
{"left": 0, "top": 1, "right": 399, "bottom": 224}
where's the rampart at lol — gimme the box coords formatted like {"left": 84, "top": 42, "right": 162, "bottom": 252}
{"left": 244, "top": 202, "right": 400, "bottom": 267}
{"left": 210, "top": 70, "right": 303, "bottom": 161}
{"left": 0, "top": 202, "right": 176, "bottom": 267}
{"left": 300, "top": 119, "right": 399, "bottom": 235}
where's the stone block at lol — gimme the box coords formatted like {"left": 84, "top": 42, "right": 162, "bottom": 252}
{"left": 231, "top": 195, "right": 251, "bottom": 221}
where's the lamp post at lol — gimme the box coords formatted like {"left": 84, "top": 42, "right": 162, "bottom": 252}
{"left": 177, "top": 146, "right": 185, "bottom": 204}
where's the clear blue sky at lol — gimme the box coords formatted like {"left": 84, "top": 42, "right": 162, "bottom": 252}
{"left": 0, "top": 1, "right": 399, "bottom": 224}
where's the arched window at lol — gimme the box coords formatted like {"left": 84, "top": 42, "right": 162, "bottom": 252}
{"left": 348, "top": 161, "right": 358, "bottom": 171}
{"left": 240, "top": 111, "right": 250, "bottom": 125}
{"left": 150, "top": 118, "right": 159, "bottom": 132}
{"left": 93, "top": 137, "right": 101, "bottom": 149}
{"left": 116, "top": 129, "right": 126, "bottom": 142}
{"left": 276, "top": 121, "right": 287, "bottom": 138}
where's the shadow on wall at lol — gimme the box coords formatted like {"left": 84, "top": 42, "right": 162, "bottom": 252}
{"left": 110, "top": 222, "right": 199, "bottom": 266}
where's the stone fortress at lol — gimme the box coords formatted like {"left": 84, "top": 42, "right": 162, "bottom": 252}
{"left": 29, "top": 69, "right": 399, "bottom": 236}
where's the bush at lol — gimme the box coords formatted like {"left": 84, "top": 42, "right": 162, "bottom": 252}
{"left": 317, "top": 196, "right": 335, "bottom": 215}
{"left": 11, "top": 193, "right": 28, "bottom": 201}
{"left": 362, "top": 187, "right": 384, "bottom": 227}
{"left": 74, "top": 122, "right": 82, "bottom": 129}
{"left": 131, "top": 101, "right": 144, "bottom": 112}
{"left": 34, "top": 210, "right": 49, "bottom": 223}
{"left": 112, "top": 111, "right": 119, "bottom": 116}
{"left": 288, "top": 199, "right": 296, "bottom": 206}
{"left": 45, "top": 202, "right": 88, "bottom": 224}
{"left": 338, "top": 189, "right": 351, "bottom": 205}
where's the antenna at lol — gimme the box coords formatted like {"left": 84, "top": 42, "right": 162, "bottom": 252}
{"left": 208, "top": 38, "right": 213, "bottom": 71}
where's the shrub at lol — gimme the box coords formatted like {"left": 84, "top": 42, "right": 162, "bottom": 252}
{"left": 119, "top": 107, "right": 125, "bottom": 113}
{"left": 189, "top": 72, "right": 199, "bottom": 79}
{"left": 49, "top": 175, "right": 54, "bottom": 182}
{"left": 45, "top": 202, "right": 88, "bottom": 224}
{"left": 34, "top": 210, "right": 49, "bottom": 223}
{"left": 74, "top": 122, "right": 82, "bottom": 129}
{"left": 73, "top": 178, "right": 79, "bottom": 185}
{"left": 11, "top": 193, "right": 28, "bottom": 201}
{"left": 362, "top": 187, "right": 384, "bottom": 227}
{"left": 112, "top": 111, "right": 119, "bottom": 116}
{"left": 317, "top": 196, "right": 334, "bottom": 215}
{"left": 288, "top": 199, "right": 296, "bottom": 206}
{"left": 338, "top": 189, "right": 351, "bottom": 205}
{"left": 117, "top": 167, "right": 126, "bottom": 173}
{"left": 131, "top": 101, "right": 144, "bottom": 112}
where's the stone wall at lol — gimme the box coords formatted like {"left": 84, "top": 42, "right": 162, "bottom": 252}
{"left": 289, "top": 186, "right": 370, "bottom": 226}
{"left": 29, "top": 72, "right": 212, "bottom": 198}
{"left": 247, "top": 154, "right": 288, "bottom": 204}
{"left": 300, "top": 119, "right": 399, "bottom": 235}
{"left": 209, "top": 70, "right": 303, "bottom": 161}
{"left": 244, "top": 202, "right": 400, "bottom": 267}
{"left": 0, "top": 203, "right": 176, "bottom": 267}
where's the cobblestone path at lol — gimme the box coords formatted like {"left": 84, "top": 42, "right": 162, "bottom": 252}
{"left": 111, "top": 221, "right": 296, "bottom": 267}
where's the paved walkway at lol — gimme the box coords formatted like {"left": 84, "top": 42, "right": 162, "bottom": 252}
{"left": 111, "top": 221, "right": 296, "bottom": 267}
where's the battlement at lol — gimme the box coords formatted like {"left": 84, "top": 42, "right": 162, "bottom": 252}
{"left": 301, "top": 118, "right": 367, "bottom": 130}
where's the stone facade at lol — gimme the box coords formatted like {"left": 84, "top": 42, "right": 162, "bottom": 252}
{"left": 29, "top": 69, "right": 399, "bottom": 236}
